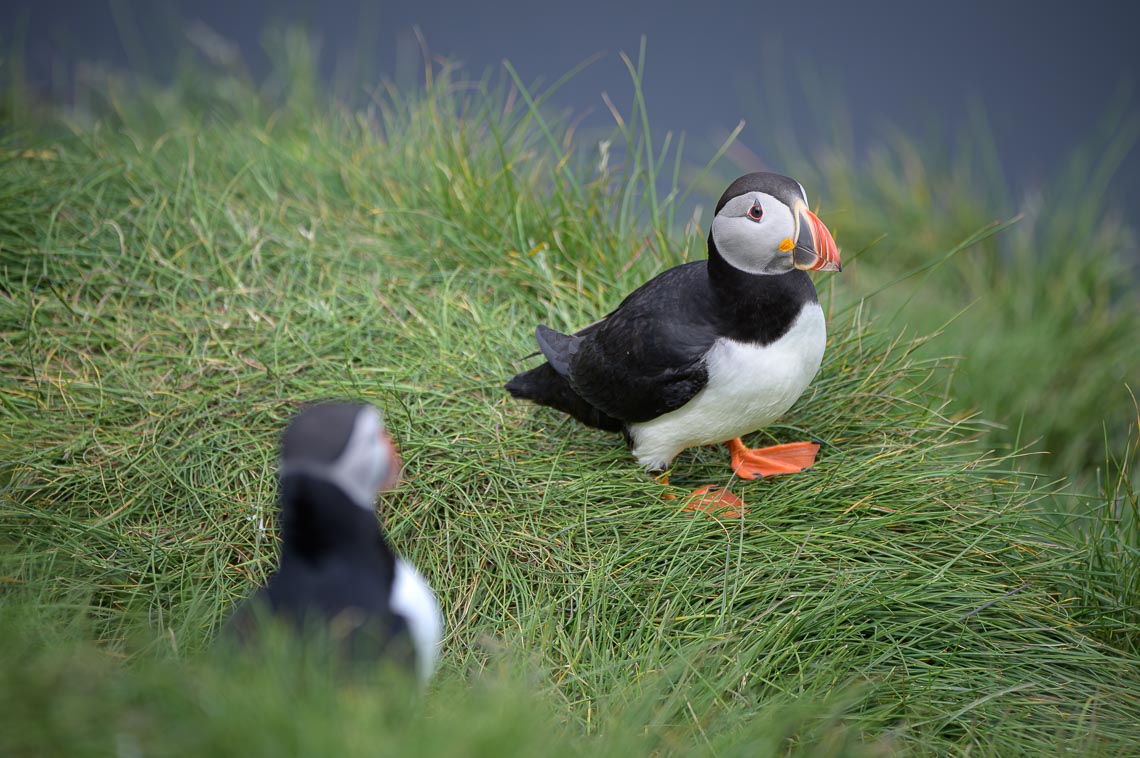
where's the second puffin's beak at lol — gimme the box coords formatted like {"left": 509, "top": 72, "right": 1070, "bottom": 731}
{"left": 379, "top": 431, "right": 402, "bottom": 491}
{"left": 792, "top": 203, "right": 842, "bottom": 272}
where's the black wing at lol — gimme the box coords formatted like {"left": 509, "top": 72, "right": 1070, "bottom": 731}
{"left": 558, "top": 262, "right": 719, "bottom": 423}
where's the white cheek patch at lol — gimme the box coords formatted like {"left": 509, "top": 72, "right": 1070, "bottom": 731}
{"left": 711, "top": 192, "right": 797, "bottom": 275}
{"left": 280, "top": 408, "right": 390, "bottom": 511}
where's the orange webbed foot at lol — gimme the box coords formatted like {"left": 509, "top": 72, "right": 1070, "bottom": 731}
{"left": 728, "top": 438, "right": 820, "bottom": 480}
{"left": 682, "top": 485, "right": 747, "bottom": 518}
{"left": 658, "top": 472, "right": 746, "bottom": 517}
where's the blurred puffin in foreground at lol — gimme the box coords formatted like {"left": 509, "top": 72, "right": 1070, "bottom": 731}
{"left": 506, "top": 172, "right": 841, "bottom": 511}
{"left": 227, "top": 402, "right": 442, "bottom": 684}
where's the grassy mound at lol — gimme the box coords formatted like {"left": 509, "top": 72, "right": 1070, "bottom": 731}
{"left": 2, "top": 41, "right": 1138, "bottom": 754}
{"left": 744, "top": 94, "right": 1140, "bottom": 488}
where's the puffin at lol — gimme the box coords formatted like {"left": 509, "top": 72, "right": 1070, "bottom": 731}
{"left": 227, "top": 402, "right": 443, "bottom": 684}
{"left": 505, "top": 172, "right": 841, "bottom": 506}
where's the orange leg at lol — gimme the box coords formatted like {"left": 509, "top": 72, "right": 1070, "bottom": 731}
{"left": 728, "top": 438, "right": 820, "bottom": 480}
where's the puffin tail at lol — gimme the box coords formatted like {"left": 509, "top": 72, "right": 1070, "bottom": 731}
{"left": 505, "top": 363, "right": 623, "bottom": 432}
{"left": 506, "top": 325, "right": 622, "bottom": 432}
{"left": 533, "top": 324, "right": 574, "bottom": 376}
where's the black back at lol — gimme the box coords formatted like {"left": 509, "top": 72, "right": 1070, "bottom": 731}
{"left": 569, "top": 256, "right": 816, "bottom": 422}
{"left": 508, "top": 249, "right": 817, "bottom": 422}
{"left": 229, "top": 476, "right": 413, "bottom": 670}
{"left": 506, "top": 190, "right": 821, "bottom": 429}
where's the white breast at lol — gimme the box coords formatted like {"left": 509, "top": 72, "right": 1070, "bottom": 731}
{"left": 390, "top": 559, "right": 443, "bottom": 684}
{"left": 628, "top": 303, "right": 826, "bottom": 470}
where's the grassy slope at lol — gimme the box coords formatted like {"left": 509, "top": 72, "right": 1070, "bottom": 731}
{"left": 740, "top": 97, "right": 1140, "bottom": 489}
{"left": 2, "top": 48, "right": 1138, "bottom": 754}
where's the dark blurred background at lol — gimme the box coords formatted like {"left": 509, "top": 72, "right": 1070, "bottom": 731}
{"left": 4, "top": 0, "right": 1138, "bottom": 204}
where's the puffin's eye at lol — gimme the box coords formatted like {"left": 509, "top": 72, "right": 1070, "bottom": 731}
{"left": 746, "top": 202, "right": 764, "bottom": 221}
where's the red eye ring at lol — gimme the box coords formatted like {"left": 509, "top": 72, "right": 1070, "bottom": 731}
{"left": 747, "top": 202, "right": 764, "bottom": 221}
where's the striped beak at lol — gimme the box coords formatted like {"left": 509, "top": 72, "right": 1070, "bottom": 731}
{"left": 792, "top": 202, "right": 842, "bottom": 272}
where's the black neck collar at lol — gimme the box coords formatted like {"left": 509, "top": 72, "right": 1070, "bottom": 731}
{"left": 703, "top": 230, "right": 818, "bottom": 344}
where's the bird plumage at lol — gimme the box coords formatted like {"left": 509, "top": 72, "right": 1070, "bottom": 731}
{"left": 226, "top": 403, "right": 442, "bottom": 684}
{"left": 506, "top": 172, "right": 841, "bottom": 479}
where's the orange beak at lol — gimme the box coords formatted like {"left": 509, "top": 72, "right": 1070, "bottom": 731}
{"left": 792, "top": 203, "right": 842, "bottom": 272}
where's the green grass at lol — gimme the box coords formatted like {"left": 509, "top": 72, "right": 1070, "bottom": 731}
{"left": 737, "top": 90, "right": 1140, "bottom": 490}
{"left": 2, "top": 36, "right": 1139, "bottom": 755}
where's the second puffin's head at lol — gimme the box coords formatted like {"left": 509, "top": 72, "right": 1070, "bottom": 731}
{"left": 279, "top": 402, "right": 401, "bottom": 510}
{"left": 710, "top": 172, "right": 841, "bottom": 275}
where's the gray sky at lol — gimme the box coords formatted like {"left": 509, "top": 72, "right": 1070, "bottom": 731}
{"left": 7, "top": 0, "right": 1139, "bottom": 205}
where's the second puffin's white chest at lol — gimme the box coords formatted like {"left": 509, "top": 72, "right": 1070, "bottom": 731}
{"left": 628, "top": 303, "right": 827, "bottom": 469}
{"left": 390, "top": 559, "right": 444, "bottom": 684}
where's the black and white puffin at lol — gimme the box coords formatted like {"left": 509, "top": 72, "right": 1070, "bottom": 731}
{"left": 506, "top": 172, "right": 841, "bottom": 506}
{"left": 227, "top": 402, "right": 442, "bottom": 683}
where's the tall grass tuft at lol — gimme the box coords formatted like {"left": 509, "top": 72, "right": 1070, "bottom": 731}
{"left": 734, "top": 90, "right": 1140, "bottom": 490}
